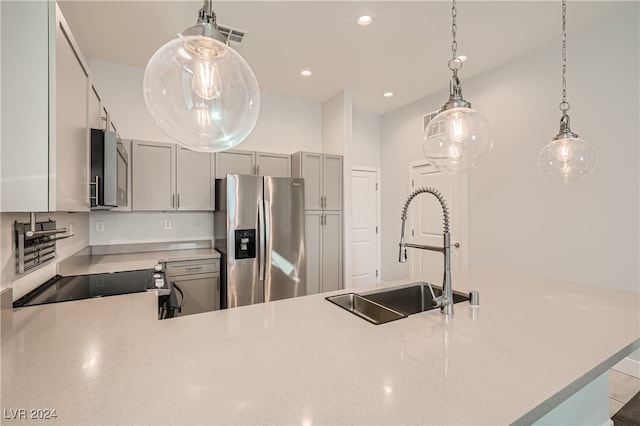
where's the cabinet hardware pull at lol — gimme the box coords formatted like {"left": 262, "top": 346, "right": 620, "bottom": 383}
{"left": 185, "top": 266, "right": 203, "bottom": 270}
{"left": 177, "top": 193, "right": 180, "bottom": 208}
{"left": 89, "top": 175, "right": 100, "bottom": 206}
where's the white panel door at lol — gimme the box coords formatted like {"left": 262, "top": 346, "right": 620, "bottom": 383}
{"left": 409, "top": 163, "right": 468, "bottom": 285}
{"left": 351, "top": 169, "right": 379, "bottom": 287}
{"left": 305, "top": 211, "right": 322, "bottom": 295}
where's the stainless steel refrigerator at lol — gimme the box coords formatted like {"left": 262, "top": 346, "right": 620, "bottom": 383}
{"left": 214, "top": 175, "right": 306, "bottom": 308}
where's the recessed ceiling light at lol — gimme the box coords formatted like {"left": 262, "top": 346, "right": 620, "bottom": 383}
{"left": 357, "top": 15, "right": 373, "bottom": 26}
{"left": 300, "top": 69, "right": 312, "bottom": 77}
{"left": 383, "top": 92, "right": 394, "bottom": 98}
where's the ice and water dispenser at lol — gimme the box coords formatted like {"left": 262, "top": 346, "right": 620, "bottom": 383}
{"left": 235, "top": 229, "right": 256, "bottom": 259}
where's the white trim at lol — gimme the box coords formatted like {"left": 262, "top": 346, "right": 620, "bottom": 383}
{"left": 352, "top": 166, "right": 381, "bottom": 283}
{"left": 612, "top": 356, "right": 640, "bottom": 378}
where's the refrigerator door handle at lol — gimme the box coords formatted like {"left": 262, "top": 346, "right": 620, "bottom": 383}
{"left": 258, "top": 200, "right": 266, "bottom": 281}
{"left": 263, "top": 200, "right": 271, "bottom": 280}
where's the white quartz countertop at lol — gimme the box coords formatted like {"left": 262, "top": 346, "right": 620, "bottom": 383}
{"left": 57, "top": 248, "right": 220, "bottom": 276}
{"left": 1, "top": 269, "right": 638, "bottom": 425}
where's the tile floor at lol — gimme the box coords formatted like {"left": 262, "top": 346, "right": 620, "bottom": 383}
{"left": 608, "top": 369, "right": 640, "bottom": 418}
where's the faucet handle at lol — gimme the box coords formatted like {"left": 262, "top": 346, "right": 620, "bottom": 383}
{"left": 426, "top": 282, "right": 439, "bottom": 307}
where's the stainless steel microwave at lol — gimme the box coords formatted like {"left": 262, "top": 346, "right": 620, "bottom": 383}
{"left": 90, "top": 129, "right": 128, "bottom": 208}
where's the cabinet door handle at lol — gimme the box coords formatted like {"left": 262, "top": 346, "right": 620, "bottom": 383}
{"left": 177, "top": 193, "right": 180, "bottom": 208}
{"left": 172, "top": 193, "right": 175, "bottom": 208}
{"left": 89, "top": 175, "right": 100, "bottom": 206}
{"left": 257, "top": 165, "right": 260, "bottom": 175}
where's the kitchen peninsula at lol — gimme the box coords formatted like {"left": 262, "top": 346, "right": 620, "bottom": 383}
{"left": 1, "top": 269, "right": 638, "bottom": 425}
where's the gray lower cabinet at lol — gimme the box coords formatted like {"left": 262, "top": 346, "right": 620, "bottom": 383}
{"left": 164, "top": 259, "right": 220, "bottom": 316}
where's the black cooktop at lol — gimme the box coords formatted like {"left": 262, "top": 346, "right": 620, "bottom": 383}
{"left": 13, "top": 269, "right": 154, "bottom": 308}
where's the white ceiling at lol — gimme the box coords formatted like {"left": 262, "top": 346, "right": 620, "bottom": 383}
{"left": 58, "top": 1, "right": 629, "bottom": 115}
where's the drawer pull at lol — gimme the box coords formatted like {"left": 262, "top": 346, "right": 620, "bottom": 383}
{"left": 185, "top": 266, "right": 203, "bottom": 271}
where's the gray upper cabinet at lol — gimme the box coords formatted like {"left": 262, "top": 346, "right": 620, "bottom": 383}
{"left": 215, "top": 149, "right": 291, "bottom": 178}
{"left": 255, "top": 152, "right": 291, "bottom": 177}
{"left": 176, "top": 146, "right": 215, "bottom": 211}
{"left": 1, "top": 2, "right": 89, "bottom": 212}
{"left": 132, "top": 141, "right": 214, "bottom": 211}
{"left": 292, "top": 152, "right": 343, "bottom": 211}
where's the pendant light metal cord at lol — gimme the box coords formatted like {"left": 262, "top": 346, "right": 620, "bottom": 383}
{"left": 451, "top": 0, "right": 457, "bottom": 60}
{"left": 448, "top": 0, "right": 462, "bottom": 73}
{"left": 560, "top": 0, "right": 570, "bottom": 113}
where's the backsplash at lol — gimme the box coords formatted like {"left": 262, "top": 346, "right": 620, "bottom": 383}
{"left": 0, "top": 212, "right": 90, "bottom": 298}
{"left": 90, "top": 211, "right": 214, "bottom": 246}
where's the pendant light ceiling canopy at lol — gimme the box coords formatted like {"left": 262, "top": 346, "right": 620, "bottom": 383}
{"left": 423, "top": 0, "right": 493, "bottom": 174}
{"left": 143, "top": 0, "right": 260, "bottom": 152}
{"left": 537, "top": 0, "right": 596, "bottom": 183}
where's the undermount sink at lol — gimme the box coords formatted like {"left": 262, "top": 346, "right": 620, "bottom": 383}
{"left": 325, "top": 293, "right": 406, "bottom": 325}
{"left": 326, "top": 282, "right": 470, "bottom": 325}
{"left": 360, "top": 282, "right": 469, "bottom": 316}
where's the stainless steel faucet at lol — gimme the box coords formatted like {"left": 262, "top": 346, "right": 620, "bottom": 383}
{"left": 398, "top": 187, "right": 454, "bottom": 315}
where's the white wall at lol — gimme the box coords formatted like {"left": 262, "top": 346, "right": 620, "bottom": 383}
{"left": 352, "top": 110, "right": 381, "bottom": 168}
{"left": 241, "top": 91, "right": 322, "bottom": 154}
{"left": 380, "top": 5, "right": 639, "bottom": 294}
{"left": 88, "top": 59, "right": 323, "bottom": 247}
{"left": 89, "top": 59, "right": 322, "bottom": 154}
{"left": 321, "top": 91, "right": 347, "bottom": 156}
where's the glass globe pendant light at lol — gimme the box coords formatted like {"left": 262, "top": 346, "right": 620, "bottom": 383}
{"left": 423, "top": 0, "right": 493, "bottom": 174}
{"left": 143, "top": 0, "right": 260, "bottom": 152}
{"left": 537, "top": 0, "right": 596, "bottom": 183}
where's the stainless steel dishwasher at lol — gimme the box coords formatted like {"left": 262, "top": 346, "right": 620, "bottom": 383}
{"left": 163, "top": 259, "right": 220, "bottom": 316}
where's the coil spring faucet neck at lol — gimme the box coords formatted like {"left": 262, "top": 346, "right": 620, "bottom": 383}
{"left": 398, "top": 187, "right": 454, "bottom": 315}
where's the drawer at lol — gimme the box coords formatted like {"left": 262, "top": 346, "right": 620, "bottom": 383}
{"left": 165, "top": 259, "right": 220, "bottom": 276}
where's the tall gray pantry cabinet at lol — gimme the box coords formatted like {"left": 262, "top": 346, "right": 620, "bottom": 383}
{"left": 292, "top": 152, "right": 343, "bottom": 295}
